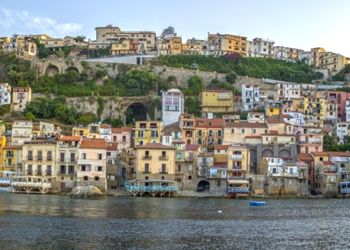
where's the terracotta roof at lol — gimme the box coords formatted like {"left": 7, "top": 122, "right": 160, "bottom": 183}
{"left": 322, "top": 161, "right": 334, "bottom": 166}
{"left": 322, "top": 127, "right": 332, "bottom": 133}
{"left": 267, "top": 117, "right": 284, "bottom": 124}
{"left": 214, "top": 144, "right": 229, "bottom": 150}
{"left": 80, "top": 139, "right": 107, "bottom": 149}
{"left": 245, "top": 135, "right": 262, "bottom": 139}
{"left": 228, "top": 122, "right": 267, "bottom": 128}
{"left": 195, "top": 118, "right": 225, "bottom": 128}
{"left": 311, "top": 152, "right": 329, "bottom": 156}
{"left": 112, "top": 127, "right": 132, "bottom": 134}
{"left": 60, "top": 135, "right": 81, "bottom": 142}
{"left": 107, "top": 142, "right": 118, "bottom": 151}
{"left": 172, "top": 140, "right": 185, "bottom": 144}
{"left": 136, "top": 143, "right": 174, "bottom": 150}
{"left": 3, "top": 145, "right": 22, "bottom": 150}
{"left": 186, "top": 144, "right": 200, "bottom": 151}
{"left": 328, "top": 152, "right": 350, "bottom": 157}
{"left": 100, "top": 124, "right": 111, "bottom": 129}
{"left": 298, "top": 153, "right": 313, "bottom": 161}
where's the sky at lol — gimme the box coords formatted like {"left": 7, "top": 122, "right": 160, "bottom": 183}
{"left": 1, "top": 0, "right": 350, "bottom": 56}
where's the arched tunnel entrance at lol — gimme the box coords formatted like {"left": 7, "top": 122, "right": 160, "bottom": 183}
{"left": 197, "top": 180, "right": 210, "bottom": 192}
{"left": 125, "top": 102, "right": 148, "bottom": 125}
{"left": 46, "top": 64, "right": 60, "bottom": 76}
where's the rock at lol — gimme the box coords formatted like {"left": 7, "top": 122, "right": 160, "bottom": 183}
{"left": 70, "top": 186, "right": 104, "bottom": 199}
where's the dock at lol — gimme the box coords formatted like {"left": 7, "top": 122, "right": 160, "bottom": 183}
{"left": 125, "top": 179, "right": 178, "bottom": 197}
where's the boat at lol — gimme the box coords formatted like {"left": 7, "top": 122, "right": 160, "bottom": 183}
{"left": 249, "top": 201, "right": 266, "bottom": 206}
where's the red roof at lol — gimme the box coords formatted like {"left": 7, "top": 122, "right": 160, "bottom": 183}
{"left": 107, "top": 142, "right": 118, "bottom": 151}
{"left": 60, "top": 135, "right": 81, "bottom": 142}
{"left": 186, "top": 144, "right": 200, "bottom": 151}
{"left": 112, "top": 127, "right": 132, "bottom": 134}
{"left": 311, "top": 152, "right": 329, "bottom": 156}
{"left": 137, "top": 143, "right": 174, "bottom": 150}
{"left": 100, "top": 124, "right": 111, "bottom": 129}
{"left": 80, "top": 139, "right": 107, "bottom": 149}
{"left": 195, "top": 118, "right": 225, "bottom": 128}
{"left": 245, "top": 135, "right": 262, "bottom": 139}
{"left": 298, "top": 153, "right": 313, "bottom": 161}
{"left": 228, "top": 122, "right": 267, "bottom": 128}
{"left": 214, "top": 144, "right": 229, "bottom": 150}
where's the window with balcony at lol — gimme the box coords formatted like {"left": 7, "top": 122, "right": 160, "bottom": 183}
{"left": 28, "top": 150, "right": 33, "bottom": 161}
{"left": 70, "top": 153, "right": 75, "bottom": 162}
{"left": 68, "top": 165, "right": 74, "bottom": 175}
{"left": 37, "top": 151, "right": 43, "bottom": 161}
{"left": 161, "top": 164, "right": 167, "bottom": 174}
{"left": 60, "top": 152, "right": 65, "bottom": 162}
{"left": 60, "top": 165, "right": 66, "bottom": 175}
{"left": 47, "top": 151, "right": 52, "bottom": 161}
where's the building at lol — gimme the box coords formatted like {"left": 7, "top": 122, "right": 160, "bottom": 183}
{"left": 95, "top": 25, "right": 157, "bottom": 53}
{"left": 223, "top": 122, "right": 268, "bottom": 145}
{"left": 77, "top": 139, "right": 107, "bottom": 192}
{"left": 297, "top": 126, "right": 323, "bottom": 154}
{"left": 57, "top": 136, "right": 80, "bottom": 191}
{"left": 0, "top": 83, "right": 11, "bottom": 105}
{"left": 158, "top": 36, "right": 182, "bottom": 55}
{"left": 327, "top": 91, "right": 350, "bottom": 122}
{"left": 162, "top": 89, "right": 184, "bottom": 126}
{"left": 22, "top": 139, "right": 57, "bottom": 189}
{"left": 247, "top": 38, "right": 274, "bottom": 58}
{"left": 184, "top": 38, "right": 207, "bottom": 54}
{"left": 72, "top": 126, "right": 89, "bottom": 137}
{"left": 11, "top": 120, "right": 33, "bottom": 145}
{"left": 276, "top": 82, "right": 301, "bottom": 101}
{"left": 247, "top": 112, "right": 265, "bottom": 123}
{"left": 241, "top": 84, "right": 260, "bottom": 111}
{"left": 15, "top": 36, "right": 37, "bottom": 59}
{"left": 303, "top": 93, "right": 326, "bottom": 127}
{"left": 207, "top": 33, "right": 247, "bottom": 56}
{"left": 273, "top": 46, "right": 303, "bottom": 62}
{"left": 135, "top": 143, "right": 176, "bottom": 181}
{"left": 111, "top": 127, "right": 131, "bottom": 150}
{"left": 346, "top": 100, "right": 350, "bottom": 122}
{"left": 99, "top": 124, "right": 112, "bottom": 142}
{"left": 200, "top": 90, "right": 234, "bottom": 115}
{"left": 133, "top": 121, "right": 163, "bottom": 146}
{"left": 12, "top": 87, "right": 32, "bottom": 112}
{"left": 311, "top": 47, "right": 349, "bottom": 75}
{"left": 336, "top": 122, "right": 350, "bottom": 144}
{"left": 227, "top": 144, "right": 250, "bottom": 179}
{"left": 32, "top": 122, "right": 57, "bottom": 138}
{"left": 2, "top": 145, "right": 22, "bottom": 173}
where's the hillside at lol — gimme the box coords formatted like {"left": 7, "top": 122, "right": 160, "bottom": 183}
{"left": 154, "top": 54, "right": 322, "bottom": 83}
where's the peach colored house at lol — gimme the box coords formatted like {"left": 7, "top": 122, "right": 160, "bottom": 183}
{"left": 111, "top": 127, "right": 131, "bottom": 150}
{"left": 77, "top": 139, "right": 107, "bottom": 192}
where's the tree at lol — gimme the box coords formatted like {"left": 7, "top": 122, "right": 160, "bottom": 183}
{"left": 226, "top": 72, "right": 237, "bottom": 84}
{"left": 187, "top": 75, "right": 203, "bottom": 95}
{"left": 323, "top": 134, "right": 338, "bottom": 151}
{"left": 74, "top": 35, "right": 86, "bottom": 43}
{"left": 161, "top": 26, "right": 175, "bottom": 38}
{"left": 184, "top": 97, "right": 201, "bottom": 117}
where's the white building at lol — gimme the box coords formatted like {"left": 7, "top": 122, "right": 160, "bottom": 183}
{"left": 273, "top": 46, "right": 304, "bottom": 62}
{"left": 100, "top": 124, "right": 112, "bottom": 142}
{"left": 162, "top": 89, "right": 184, "bottom": 126}
{"left": 241, "top": 84, "right": 260, "bottom": 111}
{"left": 247, "top": 38, "right": 274, "bottom": 58}
{"left": 0, "top": 83, "right": 11, "bottom": 105}
{"left": 11, "top": 120, "right": 33, "bottom": 145}
{"left": 247, "top": 112, "right": 265, "bottom": 123}
{"left": 277, "top": 82, "right": 301, "bottom": 100}
{"left": 284, "top": 112, "right": 305, "bottom": 126}
{"left": 346, "top": 100, "right": 350, "bottom": 122}
{"left": 336, "top": 122, "right": 350, "bottom": 144}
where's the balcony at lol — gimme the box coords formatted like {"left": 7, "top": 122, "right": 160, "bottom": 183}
{"left": 27, "top": 156, "right": 33, "bottom": 161}
{"left": 35, "top": 170, "right": 43, "bottom": 176}
{"left": 26, "top": 171, "right": 33, "bottom": 176}
{"left": 231, "top": 155, "right": 243, "bottom": 160}
{"left": 159, "top": 170, "right": 168, "bottom": 174}
{"left": 142, "top": 155, "right": 152, "bottom": 160}
{"left": 159, "top": 156, "right": 169, "bottom": 160}
{"left": 45, "top": 171, "right": 52, "bottom": 176}
{"left": 37, "top": 156, "right": 43, "bottom": 161}
{"left": 226, "top": 187, "right": 249, "bottom": 193}
{"left": 143, "top": 170, "right": 151, "bottom": 174}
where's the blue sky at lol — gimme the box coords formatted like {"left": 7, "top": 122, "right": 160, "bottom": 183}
{"left": 1, "top": 0, "right": 350, "bottom": 55}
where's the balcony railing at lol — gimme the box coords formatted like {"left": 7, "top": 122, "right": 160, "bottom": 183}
{"left": 159, "top": 170, "right": 168, "bottom": 174}
{"left": 45, "top": 171, "right": 52, "bottom": 176}
{"left": 27, "top": 156, "right": 33, "bottom": 161}
{"left": 231, "top": 155, "right": 243, "bottom": 160}
{"left": 142, "top": 155, "right": 152, "bottom": 160}
{"left": 159, "top": 156, "right": 168, "bottom": 160}
{"left": 143, "top": 170, "right": 151, "bottom": 174}
{"left": 26, "top": 171, "right": 32, "bottom": 175}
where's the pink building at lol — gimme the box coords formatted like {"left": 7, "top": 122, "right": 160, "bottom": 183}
{"left": 111, "top": 127, "right": 131, "bottom": 150}
{"left": 327, "top": 91, "right": 350, "bottom": 121}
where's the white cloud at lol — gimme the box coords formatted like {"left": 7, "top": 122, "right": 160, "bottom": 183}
{"left": 0, "top": 6, "right": 82, "bottom": 36}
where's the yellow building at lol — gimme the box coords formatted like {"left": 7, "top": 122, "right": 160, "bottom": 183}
{"left": 304, "top": 93, "right": 326, "bottom": 127}
{"left": 72, "top": 126, "right": 89, "bottom": 137}
{"left": 265, "top": 105, "right": 282, "bottom": 117}
{"left": 134, "top": 121, "right": 163, "bottom": 146}
{"left": 16, "top": 36, "right": 37, "bottom": 59}
{"left": 227, "top": 144, "right": 250, "bottom": 177}
{"left": 135, "top": 143, "right": 176, "bottom": 181}
{"left": 111, "top": 39, "right": 130, "bottom": 55}
{"left": 2, "top": 145, "right": 22, "bottom": 173}
{"left": 0, "top": 135, "right": 7, "bottom": 173}
{"left": 311, "top": 47, "right": 349, "bottom": 75}
{"left": 200, "top": 90, "right": 234, "bottom": 114}
{"left": 208, "top": 33, "right": 247, "bottom": 56}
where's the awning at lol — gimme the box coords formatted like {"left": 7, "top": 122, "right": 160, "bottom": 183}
{"left": 227, "top": 179, "right": 249, "bottom": 184}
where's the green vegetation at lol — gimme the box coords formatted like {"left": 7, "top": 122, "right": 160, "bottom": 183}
{"left": 323, "top": 134, "right": 350, "bottom": 151}
{"left": 333, "top": 64, "right": 350, "bottom": 81}
{"left": 184, "top": 96, "right": 201, "bottom": 117}
{"left": 24, "top": 96, "right": 98, "bottom": 125}
{"left": 156, "top": 54, "right": 319, "bottom": 83}
{"left": 102, "top": 117, "right": 124, "bottom": 128}
{"left": 0, "top": 105, "right": 10, "bottom": 116}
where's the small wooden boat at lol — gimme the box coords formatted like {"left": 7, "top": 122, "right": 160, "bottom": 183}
{"left": 249, "top": 201, "right": 266, "bottom": 206}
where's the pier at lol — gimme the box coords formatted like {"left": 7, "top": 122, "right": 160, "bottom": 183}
{"left": 11, "top": 176, "right": 52, "bottom": 194}
{"left": 125, "top": 179, "right": 178, "bottom": 197}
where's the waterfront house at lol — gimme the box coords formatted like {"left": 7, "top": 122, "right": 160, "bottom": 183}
{"left": 77, "top": 139, "right": 107, "bottom": 192}
{"left": 2, "top": 145, "right": 22, "bottom": 174}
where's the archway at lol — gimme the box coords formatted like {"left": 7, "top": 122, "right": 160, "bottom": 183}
{"left": 125, "top": 102, "right": 148, "bottom": 125}
{"left": 46, "top": 64, "right": 60, "bottom": 76}
{"left": 197, "top": 180, "right": 210, "bottom": 192}
{"left": 279, "top": 149, "right": 291, "bottom": 160}
{"left": 65, "top": 66, "right": 80, "bottom": 74}
{"left": 262, "top": 149, "right": 274, "bottom": 157}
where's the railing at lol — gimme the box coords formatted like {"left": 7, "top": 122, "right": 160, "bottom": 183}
{"left": 231, "top": 155, "right": 243, "bottom": 160}
{"left": 126, "top": 185, "right": 178, "bottom": 192}
{"left": 143, "top": 155, "right": 152, "bottom": 160}
{"left": 226, "top": 187, "right": 250, "bottom": 193}
{"left": 159, "top": 156, "right": 168, "bottom": 160}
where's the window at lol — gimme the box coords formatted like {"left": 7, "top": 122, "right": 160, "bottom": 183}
{"left": 176, "top": 152, "right": 182, "bottom": 159}
{"left": 70, "top": 153, "right": 75, "bottom": 162}
{"left": 320, "top": 157, "right": 323, "bottom": 161}
{"left": 144, "top": 163, "right": 149, "bottom": 173}
{"left": 188, "top": 175, "right": 192, "bottom": 180}
{"left": 94, "top": 176, "right": 100, "bottom": 181}
{"left": 161, "top": 164, "right": 166, "bottom": 173}
{"left": 82, "top": 153, "right": 86, "bottom": 160}
{"left": 272, "top": 168, "right": 277, "bottom": 174}
{"left": 60, "top": 165, "right": 66, "bottom": 174}
{"left": 47, "top": 151, "right": 52, "bottom": 161}
{"left": 37, "top": 150, "right": 43, "bottom": 161}
{"left": 83, "top": 176, "right": 88, "bottom": 181}
{"left": 177, "top": 165, "right": 181, "bottom": 172}
{"left": 60, "top": 152, "right": 65, "bottom": 162}
{"left": 97, "top": 166, "right": 103, "bottom": 172}
{"left": 217, "top": 180, "right": 221, "bottom": 187}
{"left": 231, "top": 129, "right": 234, "bottom": 133}
{"left": 97, "top": 154, "right": 103, "bottom": 160}
{"left": 122, "top": 136, "right": 126, "bottom": 142}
